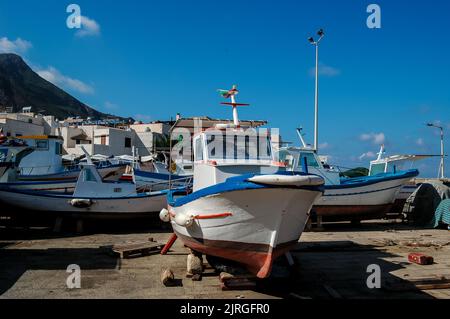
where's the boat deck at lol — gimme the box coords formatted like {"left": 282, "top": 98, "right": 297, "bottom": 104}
{"left": 0, "top": 219, "right": 449, "bottom": 299}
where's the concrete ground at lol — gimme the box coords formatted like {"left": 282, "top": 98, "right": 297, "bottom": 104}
{"left": 0, "top": 219, "right": 449, "bottom": 299}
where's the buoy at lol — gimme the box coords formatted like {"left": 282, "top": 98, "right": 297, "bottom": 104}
{"left": 70, "top": 199, "right": 92, "bottom": 208}
{"left": 159, "top": 208, "right": 170, "bottom": 222}
{"left": 174, "top": 213, "right": 194, "bottom": 227}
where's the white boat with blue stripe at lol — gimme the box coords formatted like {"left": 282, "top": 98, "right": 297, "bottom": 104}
{"left": 278, "top": 133, "right": 419, "bottom": 220}
{"left": 159, "top": 86, "right": 324, "bottom": 278}
{"left": 0, "top": 148, "right": 168, "bottom": 218}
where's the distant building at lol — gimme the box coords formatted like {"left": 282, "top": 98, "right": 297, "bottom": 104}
{"left": 0, "top": 111, "right": 59, "bottom": 137}
{"left": 60, "top": 121, "right": 169, "bottom": 158}
{"left": 0, "top": 111, "right": 274, "bottom": 160}
{"left": 61, "top": 125, "right": 133, "bottom": 157}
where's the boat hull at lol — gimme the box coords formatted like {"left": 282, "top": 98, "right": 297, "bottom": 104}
{"left": 0, "top": 189, "right": 167, "bottom": 218}
{"left": 1, "top": 165, "right": 126, "bottom": 193}
{"left": 313, "top": 172, "right": 417, "bottom": 220}
{"left": 170, "top": 187, "right": 321, "bottom": 278}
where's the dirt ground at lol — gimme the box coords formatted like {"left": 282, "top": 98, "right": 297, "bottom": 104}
{"left": 1, "top": 218, "right": 449, "bottom": 299}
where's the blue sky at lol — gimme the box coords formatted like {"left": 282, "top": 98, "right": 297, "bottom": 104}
{"left": 1, "top": 0, "right": 449, "bottom": 177}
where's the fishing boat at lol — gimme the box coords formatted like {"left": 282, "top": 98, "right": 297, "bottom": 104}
{"left": 160, "top": 86, "right": 324, "bottom": 278}
{"left": 278, "top": 133, "right": 419, "bottom": 221}
{"left": 0, "top": 135, "right": 126, "bottom": 192}
{"left": 16, "top": 136, "right": 126, "bottom": 182}
{"left": 0, "top": 137, "right": 33, "bottom": 181}
{"left": 369, "top": 145, "right": 432, "bottom": 213}
{"left": 115, "top": 149, "right": 193, "bottom": 191}
{"left": 0, "top": 148, "right": 168, "bottom": 218}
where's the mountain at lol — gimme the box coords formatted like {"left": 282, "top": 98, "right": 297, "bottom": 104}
{"left": 0, "top": 53, "right": 118, "bottom": 120}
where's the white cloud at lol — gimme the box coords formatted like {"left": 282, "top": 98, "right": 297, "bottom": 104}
{"left": 416, "top": 138, "right": 425, "bottom": 146}
{"left": 359, "top": 151, "right": 376, "bottom": 160}
{"left": 104, "top": 101, "right": 119, "bottom": 110}
{"left": 134, "top": 114, "right": 152, "bottom": 122}
{"left": 0, "top": 37, "right": 32, "bottom": 54}
{"left": 360, "top": 132, "right": 386, "bottom": 145}
{"left": 309, "top": 63, "right": 340, "bottom": 77}
{"left": 76, "top": 16, "right": 101, "bottom": 37}
{"left": 319, "top": 142, "right": 330, "bottom": 150}
{"left": 36, "top": 66, "right": 94, "bottom": 95}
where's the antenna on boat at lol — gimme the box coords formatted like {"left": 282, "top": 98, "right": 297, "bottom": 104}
{"left": 217, "top": 85, "right": 250, "bottom": 127}
{"left": 80, "top": 146, "right": 93, "bottom": 165}
{"left": 376, "top": 144, "right": 385, "bottom": 161}
{"left": 296, "top": 127, "right": 308, "bottom": 148}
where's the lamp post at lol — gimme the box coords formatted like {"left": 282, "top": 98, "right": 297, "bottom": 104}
{"left": 308, "top": 29, "right": 325, "bottom": 153}
{"left": 427, "top": 123, "right": 445, "bottom": 179}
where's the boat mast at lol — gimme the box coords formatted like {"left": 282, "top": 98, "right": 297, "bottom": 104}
{"left": 308, "top": 29, "right": 325, "bottom": 153}
{"left": 218, "top": 85, "right": 250, "bottom": 128}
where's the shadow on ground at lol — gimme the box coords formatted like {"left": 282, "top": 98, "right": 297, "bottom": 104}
{"left": 264, "top": 240, "right": 436, "bottom": 299}
{"left": 0, "top": 246, "right": 119, "bottom": 295}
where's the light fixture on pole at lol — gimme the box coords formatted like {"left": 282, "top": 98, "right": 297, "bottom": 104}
{"left": 427, "top": 123, "right": 445, "bottom": 179}
{"left": 308, "top": 28, "right": 325, "bottom": 153}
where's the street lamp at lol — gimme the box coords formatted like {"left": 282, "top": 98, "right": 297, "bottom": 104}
{"left": 308, "top": 28, "right": 325, "bottom": 153}
{"left": 427, "top": 123, "right": 445, "bottom": 179}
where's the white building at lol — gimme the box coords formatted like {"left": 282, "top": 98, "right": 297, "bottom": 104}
{"left": 0, "top": 110, "right": 60, "bottom": 137}
{"left": 59, "top": 121, "right": 169, "bottom": 158}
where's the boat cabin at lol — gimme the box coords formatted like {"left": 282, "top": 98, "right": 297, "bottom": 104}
{"left": 368, "top": 145, "right": 430, "bottom": 176}
{"left": 18, "top": 135, "right": 64, "bottom": 176}
{"left": 73, "top": 163, "right": 137, "bottom": 198}
{"left": 192, "top": 128, "right": 278, "bottom": 191}
{"left": 279, "top": 147, "right": 341, "bottom": 185}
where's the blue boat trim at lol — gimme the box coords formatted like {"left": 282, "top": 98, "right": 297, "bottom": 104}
{"left": 324, "top": 169, "right": 419, "bottom": 190}
{"left": 0, "top": 179, "right": 77, "bottom": 187}
{"left": 168, "top": 172, "right": 324, "bottom": 207}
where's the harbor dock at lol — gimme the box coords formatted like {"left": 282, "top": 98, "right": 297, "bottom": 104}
{"left": 1, "top": 219, "right": 449, "bottom": 299}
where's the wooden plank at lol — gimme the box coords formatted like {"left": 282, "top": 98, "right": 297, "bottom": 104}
{"left": 112, "top": 240, "right": 163, "bottom": 259}
{"left": 322, "top": 284, "right": 343, "bottom": 299}
{"left": 385, "top": 276, "right": 450, "bottom": 291}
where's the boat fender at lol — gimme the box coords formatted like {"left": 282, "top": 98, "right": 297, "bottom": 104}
{"left": 159, "top": 208, "right": 170, "bottom": 222}
{"left": 174, "top": 213, "right": 194, "bottom": 227}
{"left": 70, "top": 199, "right": 93, "bottom": 208}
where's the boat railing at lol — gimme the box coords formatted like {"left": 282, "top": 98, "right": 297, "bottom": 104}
{"left": 138, "top": 175, "right": 193, "bottom": 193}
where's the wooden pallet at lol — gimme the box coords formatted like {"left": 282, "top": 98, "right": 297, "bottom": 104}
{"left": 219, "top": 272, "right": 257, "bottom": 291}
{"left": 112, "top": 240, "right": 164, "bottom": 259}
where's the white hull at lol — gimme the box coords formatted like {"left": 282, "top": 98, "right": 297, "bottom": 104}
{"left": 317, "top": 176, "right": 412, "bottom": 207}
{"left": 170, "top": 187, "right": 321, "bottom": 278}
{"left": 0, "top": 189, "right": 167, "bottom": 216}
{"left": 313, "top": 175, "right": 415, "bottom": 218}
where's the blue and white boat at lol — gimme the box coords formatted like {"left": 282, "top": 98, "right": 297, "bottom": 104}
{"left": 278, "top": 135, "right": 419, "bottom": 221}
{"left": 160, "top": 86, "right": 324, "bottom": 278}
{"left": 0, "top": 135, "right": 126, "bottom": 192}
{"left": 0, "top": 148, "right": 168, "bottom": 218}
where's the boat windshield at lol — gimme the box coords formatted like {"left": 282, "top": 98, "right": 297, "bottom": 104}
{"left": 205, "top": 132, "right": 272, "bottom": 161}
{"left": 0, "top": 149, "right": 7, "bottom": 162}
{"left": 370, "top": 163, "right": 386, "bottom": 176}
{"left": 296, "top": 152, "right": 320, "bottom": 168}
